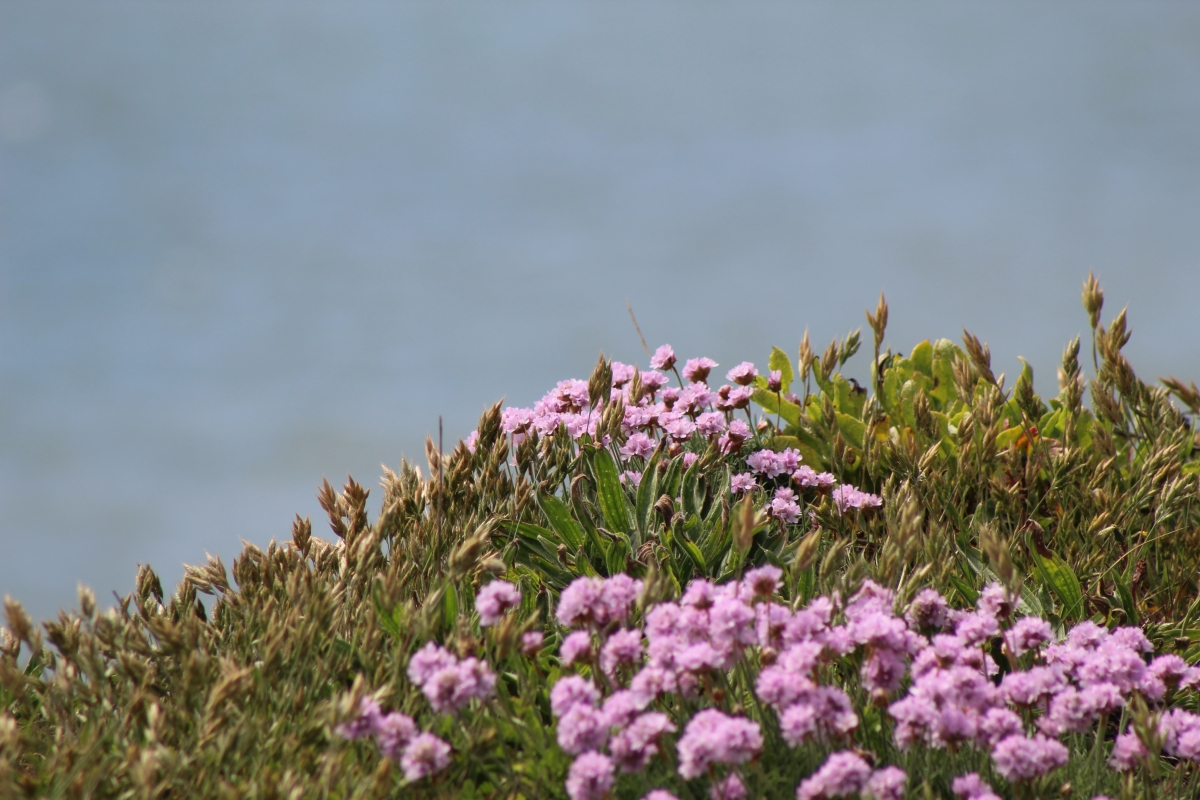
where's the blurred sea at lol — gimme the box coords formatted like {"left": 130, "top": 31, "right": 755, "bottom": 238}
{"left": 2, "top": 2, "right": 1199, "bottom": 620}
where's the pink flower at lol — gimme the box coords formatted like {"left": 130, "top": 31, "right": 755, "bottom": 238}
{"left": 797, "top": 751, "right": 872, "bottom": 800}
{"left": 566, "top": 752, "right": 615, "bottom": 800}
{"left": 621, "top": 470, "right": 643, "bottom": 488}
{"left": 767, "top": 370, "right": 783, "bottom": 392}
{"left": 741, "top": 564, "right": 782, "bottom": 598}
{"left": 731, "top": 473, "right": 757, "bottom": 494}
{"left": 1109, "top": 729, "right": 1147, "bottom": 770}
{"left": 620, "top": 432, "right": 656, "bottom": 459}
{"left": 683, "top": 452, "right": 699, "bottom": 468}
{"left": 951, "top": 773, "right": 1001, "bottom": 800}
{"left": 696, "top": 411, "right": 727, "bottom": 436}
{"left": 990, "top": 734, "right": 1068, "bottom": 782}
{"left": 550, "top": 675, "right": 601, "bottom": 717}
{"left": 727, "top": 362, "right": 758, "bottom": 386}
{"left": 557, "top": 704, "right": 609, "bottom": 754}
{"left": 643, "top": 793, "right": 682, "bottom": 800}
{"left": 650, "top": 345, "right": 676, "bottom": 371}
{"left": 521, "top": 631, "right": 544, "bottom": 655}
{"left": 374, "top": 711, "right": 418, "bottom": 761}
{"left": 864, "top": 767, "right": 907, "bottom": 800}
{"left": 407, "top": 642, "right": 458, "bottom": 686}
{"left": 475, "top": 580, "right": 521, "bottom": 627}
{"left": 710, "top": 772, "right": 747, "bottom": 800}
{"left": 609, "top": 712, "right": 676, "bottom": 773}
{"left": 464, "top": 430, "right": 479, "bottom": 453}
{"left": 1004, "top": 617, "right": 1054, "bottom": 658}
{"left": 599, "top": 574, "right": 643, "bottom": 624}
{"left": 683, "top": 357, "right": 718, "bottom": 383}
{"left": 558, "top": 577, "right": 605, "bottom": 628}
{"left": 612, "top": 361, "right": 636, "bottom": 387}
{"left": 905, "top": 589, "right": 951, "bottom": 632}
{"left": 601, "top": 629, "right": 645, "bottom": 676}
{"left": 336, "top": 696, "right": 381, "bottom": 740}
{"left": 831, "top": 484, "right": 883, "bottom": 513}
{"left": 561, "top": 631, "right": 594, "bottom": 667}
{"left": 676, "top": 709, "right": 763, "bottom": 779}
{"left": 400, "top": 732, "right": 451, "bottom": 781}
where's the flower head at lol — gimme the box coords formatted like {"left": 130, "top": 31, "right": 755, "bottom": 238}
{"left": 400, "top": 732, "right": 451, "bottom": 782}
{"left": 727, "top": 362, "right": 759, "bottom": 386}
{"left": 650, "top": 345, "right": 676, "bottom": 371}
{"left": 476, "top": 580, "right": 521, "bottom": 627}
{"left": 797, "top": 751, "right": 872, "bottom": 800}
{"left": 566, "top": 752, "right": 615, "bottom": 800}
{"left": 684, "top": 357, "right": 718, "bottom": 383}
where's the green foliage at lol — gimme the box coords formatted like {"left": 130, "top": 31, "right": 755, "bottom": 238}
{"left": 0, "top": 278, "right": 1198, "bottom": 798}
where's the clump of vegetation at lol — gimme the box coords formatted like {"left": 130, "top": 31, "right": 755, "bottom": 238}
{"left": 1, "top": 275, "right": 1198, "bottom": 798}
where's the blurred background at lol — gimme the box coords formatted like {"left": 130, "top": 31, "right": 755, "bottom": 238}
{"left": 2, "top": 2, "right": 1199, "bottom": 621}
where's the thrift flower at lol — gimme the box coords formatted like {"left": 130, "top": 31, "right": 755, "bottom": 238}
{"left": 683, "top": 357, "right": 718, "bottom": 383}
{"left": 676, "top": 709, "right": 763, "bottom": 779}
{"left": 650, "top": 345, "right": 676, "bottom": 371}
{"left": 767, "top": 370, "right": 783, "bottom": 392}
{"left": 731, "top": 473, "right": 757, "bottom": 494}
{"left": 557, "top": 704, "right": 609, "bottom": 754}
{"left": 561, "top": 631, "right": 594, "bottom": 667}
{"left": 566, "top": 752, "right": 615, "bottom": 800}
{"left": 620, "top": 432, "right": 656, "bottom": 459}
{"left": 336, "top": 696, "right": 381, "bottom": 740}
{"left": 464, "top": 430, "right": 479, "bottom": 453}
{"left": 521, "top": 630, "right": 544, "bottom": 655}
{"left": 796, "top": 750, "right": 872, "bottom": 800}
{"left": 864, "top": 767, "right": 907, "bottom": 800}
{"left": 1109, "top": 729, "right": 1147, "bottom": 770}
{"left": 374, "top": 711, "right": 417, "bottom": 761}
{"left": 601, "top": 629, "right": 644, "bottom": 676}
{"left": 710, "top": 772, "right": 747, "bottom": 800}
{"left": 727, "top": 362, "right": 758, "bottom": 386}
{"left": 400, "top": 732, "right": 452, "bottom": 782}
{"left": 551, "top": 675, "right": 601, "bottom": 717}
{"left": 475, "top": 580, "right": 521, "bottom": 627}
{"left": 990, "top": 734, "right": 1068, "bottom": 782}
{"left": 951, "top": 773, "right": 1001, "bottom": 800}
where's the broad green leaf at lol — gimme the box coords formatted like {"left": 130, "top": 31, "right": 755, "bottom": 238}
{"left": 930, "top": 339, "right": 962, "bottom": 407}
{"left": 681, "top": 463, "right": 703, "bottom": 519}
{"left": 605, "top": 531, "right": 631, "bottom": 576}
{"left": 538, "top": 494, "right": 583, "bottom": 550}
{"left": 635, "top": 443, "right": 663, "bottom": 545}
{"left": 661, "top": 455, "right": 684, "bottom": 502}
{"left": 1034, "top": 551, "right": 1085, "bottom": 620}
{"left": 442, "top": 583, "right": 459, "bottom": 629}
{"left": 768, "top": 346, "right": 794, "bottom": 393}
{"left": 752, "top": 388, "right": 801, "bottom": 425}
{"left": 592, "top": 449, "right": 632, "bottom": 534}
{"left": 948, "top": 574, "right": 979, "bottom": 606}
{"left": 994, "top": 426, "right": 1024, "bottom": 451}
{"left": 679, "top": 538, "right": 706, "bottom": 574}
{"left": 835, "top": 412, "right": 866, "bottom": 450}
{"left": 911, "top": 340, "right": 934, "bottom": 377}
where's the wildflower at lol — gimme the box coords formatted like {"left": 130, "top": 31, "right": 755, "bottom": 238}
{"left": 767, "top": 370, "right": 783, "bottom": 392}
{"left": 643, "top": 793, "right": 681, "bottom": 800}
{"left": 864, "top": 767, "right": 907, "bottom": 800}
{"left": 421, "top": 657, "right": 496, "bottom": 714}
{"left": 336, "top": 696, "right": 381, "bottom": 740}
{"left": 728, "top": 386, "right": 754, "bottom": 408}
{"left": 683, "top": 452, "right": 699, "bottom": 468}
{"left": 630, "top": 665, "right": 677, "bottom": 705}
{"left": 696, "top": 410, "right": 727, "bottom": 436}
{"left": 475, "top": 580, "right": 521, "bottom": 627}
{"left": 770, "top": 487, "right": 802, "bottom": 523}
{"left": 609, "top": 712, "right": 676, "bottom": 772}
{"left": 601, "top": 629, "right": 644, "bottom": 676}
{"left": 1109, "top": 729, "right": 1147, "bottom": 770}
{"left": 407, "top": 642, "right": 458, "bottom": 686}
{"left": 1077, "top": 639, "right": 1147, "bottom": 694}
{"left": 951, "top": 773, "right": 1001, "bottom": 800}
{"left": 599, "top": 574, "right": 643, "bottom": 624}
{"left": 601, "top": 690, "right": 645, "bottom": 730}
{"left": 649, "top": 345, "right": 676, "bottom": 371}
{"left": 955, "top": 611, "right": 1000, "bottom": 647}
{"left": 1004, "top": 616, "right": 1053, "bottom": 658}
{"left": 464, "top": 430, "right": 479, "bottom": 453}
{"left": 676, "top": 709, "right": 763, "bottom": 779}
{"left": 558, "top": 577, "right": 605, "bottom": 628}
{"left": 741, "top": 564, "right": 782, "bottom": 598}
{"left": 747, "top": 449, "right": 784, "bottom": 477}
{"left": 612, "top": 361, "right": 635, "bottom": 387}
{"left": 684, "top": 356, "right": 718, "bottom": 383}
{"left": 710, "top": 772, "right": 747, "bottom": 800}
{"left": 796, "top": 750, "right": 872, "bottom": 799}
{"left": 722, "top": 474, "right": 756, "bottom": 500}
{"left": 727, "top": 362, "right": 758, "bottom": 386}
{"left": 1000, "top": 667, "right": 1065, "bottom": 707}
{"left": 640, "top": 370, "right": 670, "bottom": 393}
{"left": 400, "top": 732, "right": 452, "bottom": 781}
{"left": 990, "top": 733, "right": 1068, "bottom": 782}
{"left": 557, "top": 704, "right": 609, "bottom": 754}
{"left": 661, "top": 412, "right": 697, "bottom": 441}
{"left": 976, "top": 583, "right": 1014, "bottom": 620}
{"left": 562, "top": 631, "right": 594, "bottom": 666}
{"left": 978, "top": 707, "right": 1023, "bottom": 747}
{"left": 551, "top": 675, "right": 601, "bottom": 717}
{"left": 905, "top": 589, "right": 951, "bottom": 633}
{"left": 521, "top": 630, "right": 544, "bottom": 655}
{"left": 374, "top": 711, "right": 418, "bottom": 761}
{"left": 621, "top": 470, "right": 643, "bottom": 488}
{"left": 566, "top": 752, "right": 615, "bottom": 800}
{"left": 620, "top": 432, "right": 656, "bottom": 459}
{"left": 1039, "top": 685, "right": 1122, "bottom": 736}
{"left": 831, "top": 484, "right": 883, "bottom": 513}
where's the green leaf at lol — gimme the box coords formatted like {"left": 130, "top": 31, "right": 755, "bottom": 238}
{"left": 661, "top": 455, "right": 684, "bottom": 501}
{"left": 538, "top": 494, "right": 583, "bottom": 550}
{"left": 948, "top": 574, "right": 979, "bottom": 606}
{"left": 930, "top": 338, "right": 962, "bottom": 407}
{"left": 910, "top": 340, "right": 934, "bottom": 377}
{"left": 1033, "top": 551, "right": 1085, "bottom": 620}
{"left": 752, "top": 388, "right": 801, "bottom": 425}
{"left": 592, "top": 449, "right": 632, "bottom": 534}
{"left": 835, "top": 412, "right": 866, "bottom": 450}
{"left": 679, "top": 538, "right": 706, "bottom": 574}
{"left": 635, "top": 443, "right": 663, "bottom": 545}
{"left": 605, "top": 531, "right": 631, "bottom": 576}
{"left": 442, "top": 583, "right": 459, "bottom": 629}
{"left": 1113, "top": 572, "right": 1139, "bottom": 626}
{"left": 768, "top": 346, "right": 794, "bottom": 393}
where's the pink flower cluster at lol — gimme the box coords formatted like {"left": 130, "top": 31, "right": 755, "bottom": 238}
{"left": 336, "top": 697, "right": 452, "bottom": 782}
{"left": 406, "top": 641, "right": 497, "bottom": 714}
{"left": 734, "top": 447, "right": 880, "bottom": 518}
{"left": 475, "top": 579, "right": 521, "bottom": 627}
{"left": 544, "top": 568, "right": 1200, "bottom": 800}
{"left": 485, "top": 345, "right": 758, "bottom": 459}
